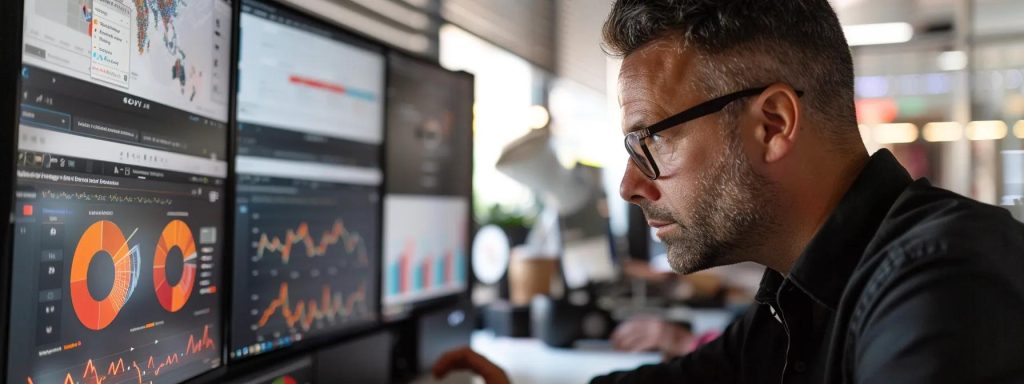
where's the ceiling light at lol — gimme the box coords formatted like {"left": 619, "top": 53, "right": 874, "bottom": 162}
{"left": 870, "top": 123, "right": 919, "bottom": 144}
{"left": 937, "top": 51, "right": 968, "bottom": 72}
{"left": 966, "top": 121, "right": 1008, "bottom": 141}
{"left": 1014, "top": 121, "right": 1024, "bottom": 139}
{"left": 922, "top": 122, "right": 963, "bottom": 142}
{"left": 843, "top": 22, "right": 914, "bottom": 46}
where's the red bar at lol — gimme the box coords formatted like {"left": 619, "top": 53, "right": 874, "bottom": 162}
{"left": 288, "top": 75, "right": 346, "bottom": 94}
{"left": 423, "top": 257, "right": 432, "bottom": 289}
{"left": 400, "top": 243, "right": 411, "bottom": 294}
{"left": 445, "top": 250, "right": 453, "bottom": 284}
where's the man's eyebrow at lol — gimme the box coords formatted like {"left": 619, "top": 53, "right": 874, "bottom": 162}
{"left": 625, "top": 122, "right": 647, "bottom": 134}
{"left": 622, "top": 104, "right": 667, "bottom": 135}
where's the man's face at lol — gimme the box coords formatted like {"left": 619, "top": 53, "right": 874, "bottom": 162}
{"left": 618, "top": 42, "right": 776, "bottom": 274}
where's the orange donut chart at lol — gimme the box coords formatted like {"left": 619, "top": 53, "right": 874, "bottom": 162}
{"left": 70, "top": 220, "right": 133, "bottom": 331}
{"left": 153, "top": 219, "right": 198, "bottom": 312}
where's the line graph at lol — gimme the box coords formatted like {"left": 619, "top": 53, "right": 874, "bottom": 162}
{"left": 231, "top": 183, "right": 380, "bottom": 359}
{"left": 59, "top": 358, "right": 142, "bottom": 384}
{"left": 255, "top": 282, "right": 369, "bottom": 332}
{"left": 27, "top": 325, "right": 217, "bottom": 384}
{"left": 39, "top": 190, "right": 175, "bottom": 205}
{"left": 185, "top": 324, "right": 216, "bottom": 356}
{"left": 254, "top": 219, "right": 369, "bottom": 265}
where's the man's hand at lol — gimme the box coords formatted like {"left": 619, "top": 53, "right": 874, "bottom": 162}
{"left": 611, "top": 315, "right": 694, "bottom": 360}
{"left": 611, "top": 315, "right": 666, "bottom": 352}
{"left": 432, "top": 346, "right": 511, "bottom": 384}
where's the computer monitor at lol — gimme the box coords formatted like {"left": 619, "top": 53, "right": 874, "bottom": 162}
{"left": 5, "top": 0, "right": 233, "bottom": 383}
{"left": 230, "top": 0, "right": 385, "bottom": 361}
{"left": 381, "top": 53, "right": 473, "bottom": 320}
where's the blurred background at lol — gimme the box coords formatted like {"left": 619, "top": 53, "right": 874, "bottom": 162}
{"left": 313, "top": 0, "right": 1024, "bottom": 241}
{"left": 281, "top": 0, "right": 1023, "bottom": 381}
{"left": 9, "top": 0, "right": 1023, "bottom": 382}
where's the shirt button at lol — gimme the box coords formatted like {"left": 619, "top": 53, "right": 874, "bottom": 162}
{"left": 794, "top": 361, "right": 808, "bottom": 373}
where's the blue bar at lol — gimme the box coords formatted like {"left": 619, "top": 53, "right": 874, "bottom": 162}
{"left": 455, "top": 251, "right": 466, "bottom": 283}
{"left": 387, "top": 260, "right": 400, "bottom": 296}
{"left": 435, "top": 254, "right": 445, "bottom": 286}
{"left": 413, "top": 262, "right": 423, "bottom": 292}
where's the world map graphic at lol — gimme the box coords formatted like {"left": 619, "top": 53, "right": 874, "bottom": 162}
{"left": 133, "top": 0, "right": 201, "bottom": 101}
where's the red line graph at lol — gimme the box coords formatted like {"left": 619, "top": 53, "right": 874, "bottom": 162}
{"left": 185, "top": 324, "right": 216, "bottom": 356}
{"left": 255, "top": 220, "right": 368, "bottom": 265}
{"left": 107, "top": 359, "right": 127, "bottom": 376}
{"left": 30, "top": 325, "right": 215, "bottom": 384}
{"left": 147, "top": 353, "right": 179, "bottom": 376}
{"left": 256, "top": 282, "right": 368, "bottom": 331}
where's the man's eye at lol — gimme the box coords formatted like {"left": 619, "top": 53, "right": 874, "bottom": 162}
{"left": 649, "top": 133, "right": 666, "bottom": 145}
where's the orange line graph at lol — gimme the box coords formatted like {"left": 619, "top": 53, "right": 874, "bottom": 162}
{"left": 254, "top": 219, "right": 368, "bottom": 265}
{"left": 147, "top": 353, "right": 179, "bottom": 376}
{"left": 343, "top": 283, "right": 368, "bottom": 316}
{"left": 79, "top": 359, "right": 100, "bottom": 384}
{"left": 130, "top": 362, "right": 143, "bottom": 381}
{"left": 256, "top": 282, "right": 368, "bottom": 331}
{"left": 107, "top": 358, "right": 126, "bottom": 375}
{"left": 31, "top": 325, "right": 215, "bottom": 384}
{"left": 185, "top": 324, "right": 215, "bottom": 355}
{"left": 60, "top": 358, "right": 133, "bottom": 384}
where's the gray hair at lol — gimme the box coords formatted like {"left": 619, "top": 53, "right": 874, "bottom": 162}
{"left": 603, "top": 0, "right": 858, "bottom": 145}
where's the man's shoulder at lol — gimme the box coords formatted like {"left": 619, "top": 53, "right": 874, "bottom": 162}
{"left": 873, "top": 179, "right": 1023, "bottom": 257}
{"left": 844, "top": 180, "right": 1024, "bottom": 383}
{"left": 851, "top": 178, "right": 1024, "bottom": 311}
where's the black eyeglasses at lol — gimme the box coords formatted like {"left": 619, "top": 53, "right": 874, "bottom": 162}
{"left": 624, "top": 86, "right": 804, "bottom": 180}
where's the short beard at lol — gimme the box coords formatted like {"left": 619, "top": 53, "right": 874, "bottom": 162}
{"left": 647, "top": 127, "right": 778, "bottom": 274}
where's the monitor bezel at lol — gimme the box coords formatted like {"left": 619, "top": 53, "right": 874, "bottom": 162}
{"left": 225, "top": 0, "right": 390, "bottom": 367}
{"left": 380, "top": 49, "right": 476, "bottom": 323}
{"left": 0, "top": 0, "right": 25, "bottom": 377}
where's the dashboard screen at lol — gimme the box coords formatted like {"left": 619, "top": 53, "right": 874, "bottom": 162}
{"left": 6, "top": 0, "right": 233, "bottom": 383}
{"left": 381, "top": 53, "right": 473, "bottom": 319}
{"left": 230, "top": 0, "right": 384, "bottom": 361}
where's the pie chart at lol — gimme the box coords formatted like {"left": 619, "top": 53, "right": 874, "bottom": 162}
{"left": 153, "top": 219, "right": 198, "bottom": 312}
{"left": 70, "top": 220, "right": 135, "bottom": 331}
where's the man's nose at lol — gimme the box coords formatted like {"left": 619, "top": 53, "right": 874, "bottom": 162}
{"left": 620, "top": 159, "right": 660, "bottom": 205}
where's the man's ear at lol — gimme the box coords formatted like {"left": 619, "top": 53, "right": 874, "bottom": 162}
{"left": 749, "top": 83, "right": 801, "bottom": 164}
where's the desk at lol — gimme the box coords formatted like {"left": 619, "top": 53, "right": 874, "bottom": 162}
{"left": 415, "top": 308, "right": 736, "bottom": 384}
{"left": 413, "top": 332, "right": 660, "bottom": 384}
{"left": 470, "top": 331, "right": 661, "bottom": 384}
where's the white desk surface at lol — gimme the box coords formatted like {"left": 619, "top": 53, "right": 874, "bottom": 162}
{"left": 413, "top": 331, "right": 661, "bottom": 384}
{"left": 470, "top": 331, "right": 661, "bottom": 384}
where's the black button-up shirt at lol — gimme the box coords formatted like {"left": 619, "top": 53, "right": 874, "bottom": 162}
{"left": 592, "top": 149, "right": 1024, "bottom": 383}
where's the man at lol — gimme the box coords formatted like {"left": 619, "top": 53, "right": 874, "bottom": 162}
{"left": 434, "top": 0, "right": 1024, "bottom": 383}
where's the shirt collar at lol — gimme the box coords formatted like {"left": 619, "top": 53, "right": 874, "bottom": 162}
{"left": 756, "top": 149, "right": 913, "bottom": 310}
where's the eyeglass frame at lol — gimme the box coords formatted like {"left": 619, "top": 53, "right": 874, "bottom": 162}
{"left": 624, "top": 86, "right": 804, "bottom": 180}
